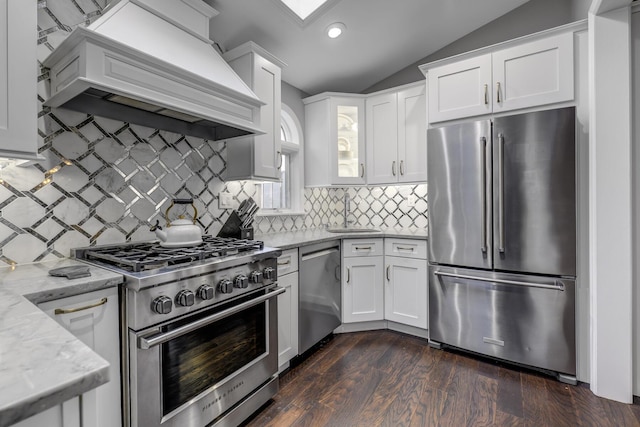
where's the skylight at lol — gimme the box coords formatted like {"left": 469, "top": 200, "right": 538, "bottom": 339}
{"left": 279, "top": 0, "right": 329, "bottom": 20}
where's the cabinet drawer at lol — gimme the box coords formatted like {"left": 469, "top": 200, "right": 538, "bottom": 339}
{"left": 384, "top": 238, "right": 427, "bottom": 259}
{"left": 277, "top": 248, "right": 299, "bottom": 275}
{"left": 343, "top": 238, "right": 384, "bottom": 257}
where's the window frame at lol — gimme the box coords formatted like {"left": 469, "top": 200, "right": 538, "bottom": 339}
{"left": 258, "top": 103, "right": 305, "bottom": 216}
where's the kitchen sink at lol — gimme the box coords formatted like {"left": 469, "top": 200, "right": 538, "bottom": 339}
{"left": 327, "top": 227, "right": 381, "bottom": 233}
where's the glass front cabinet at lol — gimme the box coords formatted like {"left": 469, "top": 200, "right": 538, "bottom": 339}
{"left": 304, "top": 94, "right": 366, "bottom": 186}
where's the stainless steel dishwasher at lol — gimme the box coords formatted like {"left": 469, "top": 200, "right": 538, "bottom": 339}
{"left": 299, "top": 240, "right": 341, "bottom": 354}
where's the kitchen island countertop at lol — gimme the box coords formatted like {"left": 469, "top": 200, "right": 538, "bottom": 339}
{"left": 256, "top": 227, "right": 428, "bottom": 250}
{"left": 0, "top": 259, "right": 123, "bottom": 427}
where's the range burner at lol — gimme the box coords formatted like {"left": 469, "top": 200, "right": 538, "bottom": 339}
{"left": 82, "top": 236, "right": 264, "bottom": 273}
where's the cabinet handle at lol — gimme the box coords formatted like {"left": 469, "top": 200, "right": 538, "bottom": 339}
{"left": 360, "top": 163, "right": 365, "bottom": 178}
{"left": 346, "top": 267, "right": 351, "bottom": 283}
{"left": 484, "top": 84, "right": 488, "bottom": 105}
{"left": 54, "top": 297, "right": 108, "bottom": 315}
{"left": 396, "top": 246, "right": 414, "bottom": 252}
{"left": 496, "top": 82, "right": 501, "bottom": 103}
{"left": 400, "top": 160, "right": 404, "bottom": 176}
{"left": 386, "top": 265, "right": 391, "bottom": 281}
{"left": 277, "top": 151, "right": 283, "bottom": 170}
{"left": 392, "top": 161, "right": 396, "bottom": 176}
{"left": 354, "top": 246, "right": 372, "bottom": 251}
{"left": 277, "top": 259, "right": 291, "bottom": 266}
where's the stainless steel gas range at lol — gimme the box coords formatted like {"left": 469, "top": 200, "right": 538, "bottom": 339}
{"left": 73, "top": 236, "right": 283, "bottom": 427}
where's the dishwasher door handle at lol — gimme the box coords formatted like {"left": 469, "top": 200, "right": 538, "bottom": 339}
{"left": 300, "top": 247, "right": 339, "bottom": 261}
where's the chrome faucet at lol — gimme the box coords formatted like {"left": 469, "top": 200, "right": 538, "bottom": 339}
{"left": 343, "top": 192, "right": 352, "bottom": 227}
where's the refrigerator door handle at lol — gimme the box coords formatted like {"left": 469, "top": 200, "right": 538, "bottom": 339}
{"left": 434, "top": 271, "right": 565, "bottom": 291}
{"left": 498, "top": 133, "right": 505, "bottom": 253}
{"left": 480, "top": 136, "right": 487, "bottom": 253}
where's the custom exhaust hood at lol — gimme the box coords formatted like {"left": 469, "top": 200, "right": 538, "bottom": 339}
{"left": 42, "top": 0, "right": 265, "bottom": 141}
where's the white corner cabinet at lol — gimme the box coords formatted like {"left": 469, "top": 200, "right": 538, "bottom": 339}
{"left": 35, "top": 287, "right": 122, "bottom": 427}
{"left": 0, "top": 0, "right": 40, "bottom": 161}
{"left": 223, "top": 42, "right": 286, "bottom": 181}
{"left": 384, "top": 238, "right": 428, "bottom": 330}
{"left": 304, "top": 94, "right": 366, "bottom": 186}
{"left": 366, "top": 82, "right": 427, "bottom": 184}
{"left": 276, "top": 248, "right": 299, "bottom": 372}
{"left": 341, "top": 238, "right": 384, "bottom": 323}
{"left": 424, "top": 30, "right": 575, "bottom": 123}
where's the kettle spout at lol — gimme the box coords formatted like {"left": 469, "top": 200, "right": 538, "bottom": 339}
{"left": 151, "top": 220, "right": 168, "bottom": 242}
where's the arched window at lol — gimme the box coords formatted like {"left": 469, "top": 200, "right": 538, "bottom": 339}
{"left": 260, "top": 103, "right": 304, "bottom": 213}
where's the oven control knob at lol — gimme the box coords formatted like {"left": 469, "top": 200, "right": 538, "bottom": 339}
{"left": 197, "top": 284, "right": 215, "bottom": 300}
{"left": 250, "top": 271, "right": 263, "bottom": 283}
{"left": 234, "top": 275, "right": 249, "bottom": 289}
{"left": 218, "top": 279, "right": 233, "bottom": 294}
{"left": 263, "top": 267, "right": 275, "bottom": 281}
{"left": 151, "top": 296, "right": 173, "bottom": 314}
{"left": 176, "top": 290, "right": 195, "bottom": 307}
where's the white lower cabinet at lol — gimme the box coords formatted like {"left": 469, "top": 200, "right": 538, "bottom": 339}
{"left": 35, "top": 287, "right": 122, "bottom": 427}
{"left": 342, "top": 239, "right": 384, "bottom": 323}
{"left": 384, "top": 238, "right": 428, "bottom": 330}
{"left": 277, "top": 248, "right": 299, "bottom": 372}
{"left": 384, "top": 256, "right": 428, "bottom": 329}
{"left": 12, "top": 399, "right": 80, "bottom": 427}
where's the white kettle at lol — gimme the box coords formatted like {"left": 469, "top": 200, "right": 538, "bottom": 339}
{"left": 151, "top": 199, "right": 203, "bottom": 247}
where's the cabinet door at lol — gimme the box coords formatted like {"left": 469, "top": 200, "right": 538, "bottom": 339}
{"left": 277, "top": 272, "right": 298, "bottom": 371}
{"left": 397, "top": 84, "right": 427, "bottom": 183}
{"left": 366, "top": 92, "right": 398, "bottom": 184}
{"left": 38, "top": 287, "right": 122, "bottom": 427}
{"left": 11, "top": 399, "right": 80, "bottom": 427}
{"left": 427, "top": 54, "right": 492, "bottom": 123}
{"left": 342, "top": 256, "right": 384, "bottom": 323}
{"left": 252, "top": 54, "right": 282, "bottom": 179}
{"left": 385, "top": 256, "right": 427, "bottom": 329}
{"left": 331, "top": 97, "right": 366, "bottom": 185}
{"left": 492, "top": 32, "right": 574, "bottom": 113}
{"left": 0, "top": 0, "right": 39, "bottom": 160}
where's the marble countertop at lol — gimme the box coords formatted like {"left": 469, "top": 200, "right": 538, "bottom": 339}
{"left": 0, "top": 259, "right": 123, "bottom": 426}
{"left": 256, "top": 227, "right": 428, "bottom": 250}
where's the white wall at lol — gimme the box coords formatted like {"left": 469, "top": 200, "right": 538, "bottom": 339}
{"left": 632, "top": 7, "right": 640, "bottom": 398}
{"left": 364, "top": 0, "right": 575, "bottom": 93}
{"left": 588, "top": 4, "right": 633, "bottom": 403}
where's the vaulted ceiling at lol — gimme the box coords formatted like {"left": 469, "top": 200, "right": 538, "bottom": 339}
{"left": 207, "top": 0, "right": 530, "bottom": 95}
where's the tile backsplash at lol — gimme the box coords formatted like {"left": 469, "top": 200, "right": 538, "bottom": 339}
{"left": 0, "top": 0, "right": 428, "bottom": 267}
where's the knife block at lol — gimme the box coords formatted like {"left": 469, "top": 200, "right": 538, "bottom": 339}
{"left": 218, "top": 211, "right": 254, "bottom": 239}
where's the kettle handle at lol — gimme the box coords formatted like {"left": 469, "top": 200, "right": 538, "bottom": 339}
{"left": 165, "top": 198, "right": 198, "bottom": 226}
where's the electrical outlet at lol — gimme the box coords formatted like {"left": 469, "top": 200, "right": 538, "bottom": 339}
{"left": 407, "top": 195, "right": 417, "bottom": 207}
{"left": 218, "top": 192, "right": 233, "bottom": 209}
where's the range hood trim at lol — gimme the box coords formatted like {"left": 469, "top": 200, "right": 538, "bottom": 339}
{"left": 42, "top": 1, "right": 267, "bottom": 141}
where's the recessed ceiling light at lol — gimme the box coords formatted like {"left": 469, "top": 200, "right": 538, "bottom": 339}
{"left": 326, "top": 22, "right": 346, "bottom": 39}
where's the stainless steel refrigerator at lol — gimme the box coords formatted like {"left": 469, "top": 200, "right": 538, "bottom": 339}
{"left": 427, "top": 106, "right": 577, "bottom": 382}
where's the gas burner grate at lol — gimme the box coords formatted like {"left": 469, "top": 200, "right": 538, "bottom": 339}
{"left": 84, "top": 236, "right": 264, "bottom": 272}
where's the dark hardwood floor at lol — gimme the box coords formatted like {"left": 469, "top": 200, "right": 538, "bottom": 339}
{"left": 244, "top": 330, "right": 640, "bottom": 427}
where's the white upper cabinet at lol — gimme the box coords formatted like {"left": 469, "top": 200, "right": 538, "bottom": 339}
{"left": 427, "top": 55, "right": 492, "bottom": 123}
{"left": 223, "top": 42, "right": 285, "bottom": 181}
{"left": 366, "top": 92, "right": 398, "bottom": 184}
{"left": 366, "top": 82, "right": 427, "bottom": 184}
{"left": 0, "top": 0, "right": 39, "bottom": 160}
{"left": 366, "top": 82, "right": 427, "bottom": 185}
{"left": 426, "top": 31, "right": 574, "bottom": 123}
{"left": 304, "top": 94, "right": 366, "bottom": 186}
{"left": 492, "top": 33, "right": 574, "bottom": 113}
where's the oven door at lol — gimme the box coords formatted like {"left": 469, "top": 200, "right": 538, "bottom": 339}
{"left": 128, "top": 286, "right": 283, "bottom": 427}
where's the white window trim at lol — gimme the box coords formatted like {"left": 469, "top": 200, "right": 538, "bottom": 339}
{"left": 257, "top": 103, "right": 305, "bottom": 216}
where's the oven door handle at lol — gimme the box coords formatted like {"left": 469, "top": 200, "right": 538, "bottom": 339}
{"left": 138, "top": 286, "right": 285, "bottom": 350}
